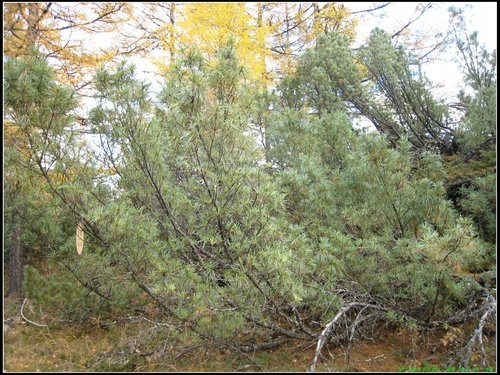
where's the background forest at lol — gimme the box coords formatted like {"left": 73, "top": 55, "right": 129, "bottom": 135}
{"left": 3, "top": 2, "right": 496, "bottom": 372}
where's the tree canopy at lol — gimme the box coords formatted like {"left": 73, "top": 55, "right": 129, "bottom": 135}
{"left": 3, "top": 3, "right": 496, "bottom": 372}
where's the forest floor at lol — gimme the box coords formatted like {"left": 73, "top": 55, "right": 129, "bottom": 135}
{"left": 3, "top": 296, "right": 496, "bottom": 372}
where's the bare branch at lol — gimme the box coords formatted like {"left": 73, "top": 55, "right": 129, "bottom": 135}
{"left": 391, "top": 3, "right": 433, "bottom": 39}
{"left": 456, "top": 290, "right": 496, "bottom": 368}
{"left": 308, "top": 302, "right": 388, "bottom": 372}
{"left": 20, "top": 298, "right": 48, "bottom": 328}
{"left": 350, "top": 3, "right": 391, "bottom": 15}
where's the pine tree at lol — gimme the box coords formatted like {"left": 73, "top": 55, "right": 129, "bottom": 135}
{"left": 268, "top": 31, "right": 490, "bottom": 323}
{"left": 87, "top": 39, "right": 324, "bottom": 342}
{"left": 4, "top": 50, "right": 78, "bottom": 296}
{"left": 4, "top": 50, "right": 130, "bottom": 318}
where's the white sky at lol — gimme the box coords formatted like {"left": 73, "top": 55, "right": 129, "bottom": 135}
{"left": 135, "top": 2, "right": 496, "bottom": 100}
{"left": 345, "top": 2, "right": 497, "bottom": 100}
{"left": 68, "top": 2, "right": 497, "bottom": 108}
{"left": 347, "top": 2, "right": 496, "bottom": 49}
{"left": 57, "top": 2, "right": 495, "bottom": 165}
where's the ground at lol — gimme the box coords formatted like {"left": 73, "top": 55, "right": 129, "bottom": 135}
{"left": 3, "top": 295, "right": 496, "bottom": 373}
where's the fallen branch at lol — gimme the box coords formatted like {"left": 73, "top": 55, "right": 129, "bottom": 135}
{"left": 244, "top": 314, "right": 310, "bottom": 340}
{"left": 308, "top": 302, "right": 388, "bottom": 372}
{"left": 224, "top": 343, "right": 263, "bottom": 369}
{"left": 20, "top": 298, "right": 47, "bottom": 328}
{"left": 365, "top": 354, "right": 386, "bottom": 362}
{"left": 235, "top": 339, "right": 286, "bottom": 353}
{"left": 236, "top": 364, "right": 262, "bottom": 371}
{"left": 456, "top": 291, "right": 496, "bottom": 368}
{"left": 346, "top": 309, "right": 378, "bottom": 363}
{"left": 174, "top": 344, "right": 203, "bottom": 360}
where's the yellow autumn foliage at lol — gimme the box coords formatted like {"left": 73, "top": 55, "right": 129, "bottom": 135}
{"left": 4, "top": 3, "right": 357, "bottom": 88}
{"left": 172, "top": 3, "right": 270, "bottom": 84}
{"left": 3, "top": 2, "right": 132, "bottom": 90}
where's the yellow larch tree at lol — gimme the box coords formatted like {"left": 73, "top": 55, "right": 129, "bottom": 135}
{"left": 109, "top": 3, "right": 357, "bottom": 86}
{"left": 3, "top": 2, "right": 133, "bottom": 91}
{"left": 265, "top": 2, "right": 357, "bottom": 77}
{"left": 153, "top": 2, "right": 272, "bottom": 84}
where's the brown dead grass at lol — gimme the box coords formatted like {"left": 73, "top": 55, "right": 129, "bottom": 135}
{"left": 3, "top": 321, "right": 116, "bottom": 372}
{"left": 3, "top": 298, "right": 496, "bottom": 372}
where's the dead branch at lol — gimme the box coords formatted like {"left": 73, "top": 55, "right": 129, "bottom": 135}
{"left": 235, "top": 339, "right": 286, "bottom": 353}
{"left": 345, "top": 308, "right": 378, "bottom": 363}
{"left": 391, "top": 3, "right": 433, "bottom": 39}
{"left": 308, "top": 302, "right": 388, "bottom": 372}
{"left": 224, "top": 343, "right": 263, "bottom": 369}
{"left": 20, "top": 298, "right": 47, "bottom": 328}
{"left": 456, "top": 291, "right": 496, "bottom": 368}
{"left": 173, "top": 343, "right": 203, "bottom": 360}
{"left": 236, "top": 364, "right": 262, "bottom": 371}
{"left": 350, "top": 3, "right": 391, "bottom": 15}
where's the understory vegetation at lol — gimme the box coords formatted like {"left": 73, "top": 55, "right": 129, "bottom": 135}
{"left": 4, "top": 5, "right": 496, "bottom": 372}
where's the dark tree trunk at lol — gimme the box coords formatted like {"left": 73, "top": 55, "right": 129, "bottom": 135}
{"left": 8, "top": 209, "right": 24, "bottom": 297}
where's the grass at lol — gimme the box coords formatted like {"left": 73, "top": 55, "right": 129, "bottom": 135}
{"left": 4, "top": 324, "right": 112, "bottom": 372}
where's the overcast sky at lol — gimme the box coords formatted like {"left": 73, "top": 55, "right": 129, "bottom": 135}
{"left": 345, "top": 2, "right": 497, "bottom": 100}
{"left": 347, "top": 2, "right": 496, "bottom": 49}
{"left": 73, "top": 2, "right": 496, "bottom": 109}
{"left": 68, "top": 2, "right": 495, "bottom": 153}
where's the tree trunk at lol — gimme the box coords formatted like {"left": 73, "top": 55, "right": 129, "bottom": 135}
{"left": 8, "top": 208, "right": 24, "bottom": 297}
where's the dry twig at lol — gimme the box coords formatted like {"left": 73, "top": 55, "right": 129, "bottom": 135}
{"left": 456, "top": 291, "right": 496, "bottom": 368}
{"left": 308, "top": 302, "right": 388, "bottom": 372}
{"left": 20, "top": 298, "right": 47, "bottom": 328}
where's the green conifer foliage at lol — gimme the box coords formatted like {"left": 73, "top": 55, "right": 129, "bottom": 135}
{"left": 4, "top": 22, "right": 495, "bottom": 359}
{"left": 5, "top": 51, "right": 142, "bottom": 319}
{"left": 279, "top": 29, "right": 455, "bottom": 153}
{"left": 443, "top": 9, "right": 496, "bottom": 256}
{"left": 458, "top": 173, "right": 496, "bottom": 246}
{"left": 87, "top": 39, "right": 323, "bottom": 340}
{"left": 269, "top": 32, "right": 489, "bottom": 322}
{"left": 450, "top": 7, "right": 496, "bottom": 153}
{"left": 4, "top": 50, "right": 78, "bottom": 296}
{"left": 361, "top": 29, "right": 453, "bottom": 151}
